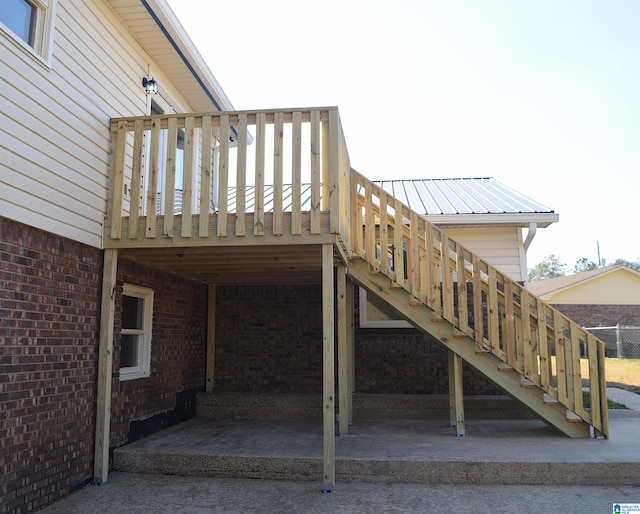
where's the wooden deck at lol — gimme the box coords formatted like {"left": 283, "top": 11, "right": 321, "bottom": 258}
{"left": 98, "top": 106, "right": 610, "bottom": 491}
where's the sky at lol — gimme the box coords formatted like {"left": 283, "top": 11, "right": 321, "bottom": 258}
{"left": 167, "top": 0, "right": 639, "bottom": 270}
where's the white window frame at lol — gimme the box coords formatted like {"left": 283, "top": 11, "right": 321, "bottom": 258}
{"left": 120, "top": 284, "right": 154, "bottom": 381}
{"left": 359, "top": 288, "right": 412, "bottom": 329}
{"left": 0, "top": 0, "right": 57, "bottom": 66}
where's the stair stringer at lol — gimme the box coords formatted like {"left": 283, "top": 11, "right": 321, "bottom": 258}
{"left": 347, "top": 258, "right": 591, "bottom": 438}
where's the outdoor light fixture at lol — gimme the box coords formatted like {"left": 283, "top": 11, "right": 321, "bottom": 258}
{"left": 142, "top": 77, "right": 158, "bottom": 95}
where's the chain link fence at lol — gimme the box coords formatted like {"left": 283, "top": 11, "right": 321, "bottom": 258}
{"left": 585, "top": 325, "right": 640, "bottom": 359}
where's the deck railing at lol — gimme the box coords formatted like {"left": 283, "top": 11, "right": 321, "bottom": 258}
{"left": 351, "top": 170, "right": 609, "bottom": 437}
{"left": 107, "top": 107, "right": 351, "bottom": 246}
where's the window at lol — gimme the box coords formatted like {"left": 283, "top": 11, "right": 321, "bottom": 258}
{"left": 0, "top": 0, "right": 56, "bottom": 63}
{"left": 120, "top": 284, "right": 153, "bottom": 380}
{"left": 359, "top": 289, "right": 412, "bottom": 329}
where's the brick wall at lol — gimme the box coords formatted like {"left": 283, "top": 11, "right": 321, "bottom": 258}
{"left": 1, "top": 218, "right": 101, "bottom": 513}
{"left": 552, "top": 304, "right": 640, "bottom": 335}
{"left": 215, "top": 284, "right": 323, "bottom": 393}
{"left": 109, "top": 259, "right": 208, "bottom": 446}
{"left": 0, "top": 217, "right": 209, "bottom": 513}
{"left": 214, "top": 283, "right": 500, "bottom": 395}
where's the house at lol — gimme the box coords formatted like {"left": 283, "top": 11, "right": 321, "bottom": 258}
{"left": 0, "top": 0, "right": 609, "bottom": 511}
{"left": 528, "top": 265, "right": 640, "bottom": 357}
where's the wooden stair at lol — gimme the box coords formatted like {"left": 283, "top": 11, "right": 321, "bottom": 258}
{"left": 347, "top": 170, "right": 609, "bottom": 438}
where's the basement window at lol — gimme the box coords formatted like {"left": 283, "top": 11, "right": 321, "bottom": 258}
{"left": 359, "top": 289, "right": 412, "bottom": 329}
{"left": 0, "top": 0, "right": 56, "bottom": 65}
{"left": 120, "top": 284, "right": 153, "bottom": 381}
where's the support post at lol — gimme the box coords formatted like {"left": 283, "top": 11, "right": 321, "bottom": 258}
{"left": 448, "top": 350, "right": 465, "bottom": 437}
{"left": 337, "top": 266, "right": 349, "bottom": 435}
{"left": 322, "top": 244, "right": 336, "bottom": 492}
{"left": 206, "top": 284, "right": 217, "bottom": 392}
{"left": 347, "top": 278, "right": 355, "bottom": 425}
{"left": 94, "top": 249, "right": 118, "bottom": 484}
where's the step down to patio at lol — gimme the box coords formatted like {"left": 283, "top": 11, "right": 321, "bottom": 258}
{"left": 112, "top": 418, "right": 640, "bottom": 486}
{"left": 196, "top": 392, "right": 536, "bottom": 421}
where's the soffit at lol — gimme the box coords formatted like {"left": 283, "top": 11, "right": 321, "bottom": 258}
{"left": 106, "top": 0, "right": 234, "bottom": 113}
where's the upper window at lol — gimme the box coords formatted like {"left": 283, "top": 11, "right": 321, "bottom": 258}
{"left": 120, "top": 284, "right": 154, "bottom": 381}
{"left": 0, "top": 0, "right": 56, "bottom": 63}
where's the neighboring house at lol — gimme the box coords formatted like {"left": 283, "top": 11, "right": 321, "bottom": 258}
{"left": 528, "top": 265, "right": 640, "bottom": 356}
{"left": 0, "top": 0, "right": 608, "bottom": 510}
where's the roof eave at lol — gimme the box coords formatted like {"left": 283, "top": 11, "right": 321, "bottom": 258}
{"left": 141, "top": 0, "right": 235, "bottom": 112}
{"left": 424, "top": 212, "right": 559, "bottom": 228}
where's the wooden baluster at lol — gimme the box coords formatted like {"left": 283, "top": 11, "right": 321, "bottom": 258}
{"left": 364, "top": 181, "right": 375, "bottom": 264}
{"left": 379, "top": 192, "right": 389, "bottom": 274}
{"left": 442, "top": 234, "right": 454, "bottom": 321}
{"left": 566, "top": 322, "right": 582, "bottom": 412}
{"left": 181, "top": 116, "right": 195, "bottom": 238}
{"left": 504, "top": 279, "right": 516, "bottom": 369}
{"left": 146, "top": 119, "right": 160, "bottom": 239}
{"left": 537, "top": 299, "right": 552, "bottom": 393}
{"left": 410, "top": 211, "right": 420, "bottom": 299}
{"left": 456, "top": 245, "right": 468, "bottom": 334}
{"left": 472, "top": 255, "right": 484, "bottom": 351}
{"left": 554, "top": 311, "right": 568, "bottom": 404}
{"left": 292, "top": 111, "right": 302, "bottom": 235}
{"left": 199, "top": 116, "right": 212, "bottom": 237}
{"left": 393, "top": 198, "right": 404, "bottom": 287}
{"left": 128, "top": 119, "right": 144, "bottom": 239}
{"left": 109, "top": 121, "right": 127, "bottom": 240}
{"left": 328, "top": 109, "right": 340, "bottom": 234}
{"left": 163, "top": 117, "right": 177, "bottom": 238}
{"left": 488, "top": 267, "right": 500, "bottom": 355}
{"left": 254, "top": 113, "right": 265, "bottom": 236}
{"left": 235, "top": 113, "right": 247, "bottom": 236}
{"left": 273, "top": 112, "right": 284, "bottom": 236}
{"left": 217, "top": 115, "right": 229, "bottom": 237}
{"left": 310, "top": 110, "right": 321, "bottom": 234}
{"left": 520, "top": 288, "right": 536, "bottom": 381}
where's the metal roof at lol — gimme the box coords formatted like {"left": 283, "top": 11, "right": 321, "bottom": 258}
{"left": 373, "top": 178, "right": 557, "bottom": 226}
{"left": 203, "top": 177, "right": 556, "bottom": 228}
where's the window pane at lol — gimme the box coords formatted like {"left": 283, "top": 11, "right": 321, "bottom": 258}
{"left": 122, "top": 295, "right": 144, "bottom": 329}
{"left": 1, "top": 0, "right": 35, "bottom": 45}
{"left": 121, "top": 334, "right": 139, "bottom": 368}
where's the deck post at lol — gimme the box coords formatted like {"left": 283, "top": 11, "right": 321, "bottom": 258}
{"left": 322, "top": 243, "right": 336, "bottom": 492}
{"left": 337, "top": 266, "right": 349, "bottom": 435}
{"left": 448, "top": 350, "right": 465, "bottom": 437}
{"left": 347, "top": 277, "right": 355, "bottom": 424}
{"left": 94, "top": 249, "right": 118, "bottom": 484}
{"left": 206, "top": 284, "right": 216, "bottom": 392}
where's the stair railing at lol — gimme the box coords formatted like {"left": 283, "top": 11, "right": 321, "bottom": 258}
{"left": 351, "top": 169, "right": 609, "bottom": 437}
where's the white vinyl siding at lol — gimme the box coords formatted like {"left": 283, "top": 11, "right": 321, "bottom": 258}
{"left": 442, "top": 226, "right": 526, "bottom": 282}
{"left": 0, "top": 0, "right": 191, "bottom": 248}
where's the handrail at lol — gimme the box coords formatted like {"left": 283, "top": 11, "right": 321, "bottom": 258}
{"left": 107, "top": 107, "right": 350, "bottom": 247}
{"left": 350, "top": 169, "right": 609, "bottom": 437}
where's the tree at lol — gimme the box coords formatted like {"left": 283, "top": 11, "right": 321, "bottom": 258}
{"left": 610, "top": 258, "right": 640, "bottom": 272}
{"left": 574, "top": 258, "right": 598, "bottom": 273}
{"left": 528, "top": 254, "right": 567, "bottom": 282}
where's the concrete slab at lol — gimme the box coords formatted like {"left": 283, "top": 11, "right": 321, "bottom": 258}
{"left": 40, "top": 473, "right": 640, "bottom": 514}
{"left": 113, "top": 415, "right": 640, "bottom": 485}
{"left": 40, "top": 390, "right": 640, "bottom": 513}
